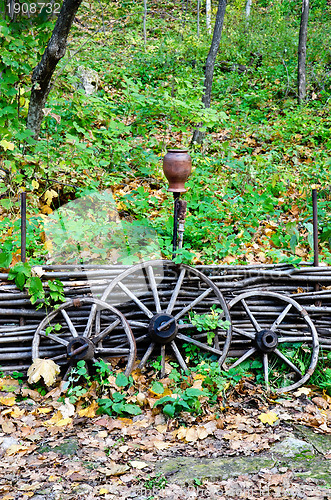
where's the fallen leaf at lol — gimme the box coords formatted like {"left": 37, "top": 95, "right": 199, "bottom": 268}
{"left": 27, "top": 358, "right": 60, "bottom": 386}
{"left": 1, "top": 420, "right": 15, "bottom": 433}
{"left": 6, "top": 444, "right": 33, "bottom": 456}
{"left": 294, "top": 387, "right": 311, "bottom": 397}
{"left": 99, "top": 461, "right": 129, "bottom": 476}
{"left": 129, "top": 460, "right": 149, "bottom": 469}
{"left": 37, "top": 407, "right": 52, "bottom": 414}
{"left": 55, "top": 417, "right": 73, "bottom": 427}
{"left": 153, "top": 440, "right": 172, "bottom": 450}
{"left": 185, "top": 426, "right": 199, "bottom": 442}
{"left": 0, "top": 396, "right": 16, "bottom": 406}
{"left": 0, "top": 139, "right": 15, "bottom": 151}
{"left": 99, "top": 488, "right": 109, "bottom": 495}
{"left": 78, "top": 400, "right": 98, "bottom": 418}
{"left": 58, "top": 398, "right": 75, "bottom": 419}
{"left": 44, "top": 189, "right": 58, "bottom": 205}
{"left": 258, "top": 411, "right": 278, "bottom": 425}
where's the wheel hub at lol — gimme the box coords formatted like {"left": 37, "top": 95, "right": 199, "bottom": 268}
{"left": 148, "top": 313, "right": 178, "bottom": 345}
{"left": 254, "top": 329, "right": 278, "bottom": 353}
{"left": 67, "top": 337, "right": 95, "bottom": 361}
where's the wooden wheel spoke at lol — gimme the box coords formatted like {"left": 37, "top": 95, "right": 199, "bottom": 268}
{"left": 61, "top": 309, "right": 78, "bottom": 337}
{"left": 83, "top": 303, "right": 98, "bottom": 338}
{"left": 263, "top": 353, "right": 269, "bottom": 390}
{"left": 92, "top": 319, "right": 121, "bottom": 344}
{"left": 138, "top": 342, "right": 155, "bottom": 369}
{"left": 176, "top": 332, "right": 223, "bottom": 356}
{"left": 40, "top": 330, "right": 69, "bottom": 346}
{"left": 171, "top": 341, "right": 188, "bottom": 372}
{"left": 147, "top": 265, "right": 162, "bottom": 313}
{"left": 274, "top": 348, "right": 303, "bottom": 376}
{"left": 49, "top": 353, "right": 68, "bottom": 362}
{"left": 241, "top": 299, "right": 261, "bottom": 333}
{"left": 135, "top": 334, "right": 149, "bottom": 343}
{"left": 232, "top": 326, "right": 255, "bottom": 340}
{"left": 95, "top": 347, "right": 130, "bottom": 355}
{"left": 278, "top": 336, "right": 313, "bottom": 343}
{"left": 271, "top": 303, "right": 292, "bottom": 332}
{"left": 174, "top": 288, "right": 213, "bottom": 321}
{"left": 130, "top": 321, "right": 149, "bottom": 329}
{"left": 229, "top": 347, "right": 256, "bottom": 369}
{"left": 166, "top": 268, "right": 186, "bottom": 314}
{"left": 160, "top": 345, "right": 166, "bottom": 378}
{"left": 118, "top": 282, "right": 154, "bottom": 319}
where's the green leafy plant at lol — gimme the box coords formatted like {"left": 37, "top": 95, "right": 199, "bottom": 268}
{"left": 8, "top": 261, "right": 65, "bottom": 308}
{"left": 143, "top": 473, "right": 167, "bottom": 490}
{"left": 63, "top": 360, "right": 91, "bottom": 404}
{"left": 97, "top": 372, "right": 142, "bottom": 417}
{"left": 154, "top": 387, "right": 206, "bottom": 418}
{"left": 190, "top": 305, "right": 231, "bottom": 345}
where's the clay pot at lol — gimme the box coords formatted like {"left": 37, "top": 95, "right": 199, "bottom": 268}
{"left": 162, "top": 149, "right": 192, "bottom": 192}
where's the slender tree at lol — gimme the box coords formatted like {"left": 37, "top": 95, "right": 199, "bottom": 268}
{"left": 206, "top": 0, "right": 212, "bottom": 34}
{"left": 192, "top": 0, "right": 227, "bottom": 144}
{"left": 26, "top": 0, "right": 83, "bottom": 139}
{"left": 197, "top": 0, "right": 200, "bottom": 38}
{"left": 297, "top": 0, "right": 309, "bottom": 103}
{"left": 245, "top": 0, "right": 252, "bottom": 18}
{"left": 143, "top": 0, "right": 147, "bottom": 46}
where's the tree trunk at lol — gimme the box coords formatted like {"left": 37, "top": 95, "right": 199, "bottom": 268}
{"left": 143, "top": 0, "right": 147, "bottom": 46}
{"left": 26, "top": 0, "right": 83, "bottom": 140}
{"left": 197, "top": 0, "right": 200, "bottom": 38}
{"left": 192, "top": 0, "right": 227, "bottom": 145}
{"left": 298, "top": 0, "right": 309, "bottom": 103}
{"left": 206, "top": 0, "right": 212, "bottom": 34}
{"left": 245, "top": 0, "right": 252, "bottom": 18}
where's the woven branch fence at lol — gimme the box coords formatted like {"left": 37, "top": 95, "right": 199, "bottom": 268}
{"left": 0, "top": 263, "right": 330, "bottom": 373}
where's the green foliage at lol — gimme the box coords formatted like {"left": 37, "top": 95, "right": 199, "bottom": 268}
{"left": 143, "top": 473, "right": 167, "bottom": 491}
{"left": 98, "top": 392, "right": 142, "bottom": 417}
{"left": 154, "top": 387, "right": 206, "bottom": 418}
{"left": 97, "top": 369, "right": 141, "bottom": 417}
{"left": 7, "top": 261, "right": 65, "bottom": 308}
{"left": 190, "top": 306, "right": 231, "bottom": 345}
{"left": 64, "top": 360, "right": 91, "bottom": 404}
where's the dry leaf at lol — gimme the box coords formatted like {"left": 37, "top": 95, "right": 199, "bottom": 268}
{"left": 100, "top": 461, "right": 129, "bottom": 476}
{"left": 37, "top": 407, "right": 52, "bottom": 414}
{"left": 6, "top": 444, "right": 31, "bottom": 456}
{"left": 1, "top": 420, "right": 16, "bottom": 433}
{"left": 58, "top": 398, "right": 75, "bottom": 419}
{"left": 27, "top": 358, "right": 60, "bottom": 386}
{"left": 78, "top": 400, "right": 98, "bottom": 418}
{"left": 258, "top": 411, "right": 278, "bottom": 425}
{"left": 55, "top": 417, "right": 73, "bottom": 427}
{"left": 99, "top": 488, "right": 109, "bottom": 495}
{"left": 129, "top": 460, "right": 149, "bottom": 469}
{"left": 0, "top": 396, "right": 16, "bottom": 406}
{"left": 9, "top": 406, "right": 25, "bottom": 418}
{"left": 176, "top": 426, "right": 188, "bottom": 440}
{"left": 153, "top": 440, "right": 172, "bottom": 450}
{"left": 294, "top": 387, "right": 311, "bottom": 397}
{"left": 44, "top": 189, "right": 58, "bottom": 205}
{"left": 185, "top": 426, "right": 199, "bottom": 442}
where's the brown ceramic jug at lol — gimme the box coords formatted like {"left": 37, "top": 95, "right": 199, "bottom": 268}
{"left": 162, "top": 149, "right": 192, "bottom": 192}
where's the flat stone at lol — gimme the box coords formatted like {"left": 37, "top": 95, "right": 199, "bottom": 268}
{"left": 294, "top": 424, "right": 331, "bottom": 455}
{"left": 271, "top": 437, "right": 315, "bottom": 458}
{"left": 156, "top": 454, "right": 331, "bottom": 488}
{"left": 156, "top": 456, "right": 275, "bottom": 484}
{"left": 39, "top": 438, "right": 79, "bottom": 456}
